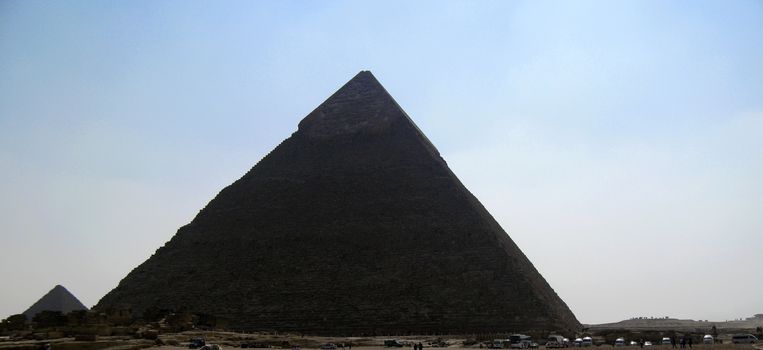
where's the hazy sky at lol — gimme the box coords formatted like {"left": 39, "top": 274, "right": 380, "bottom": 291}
{"left": 1, "top": 0, "right": 761, "bottom": 324}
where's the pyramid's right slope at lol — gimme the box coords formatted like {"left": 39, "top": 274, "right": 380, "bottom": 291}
{"left": 96, "top": 71, "right": 580, "bottom": 334}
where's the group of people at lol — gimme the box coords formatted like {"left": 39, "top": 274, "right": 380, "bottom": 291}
{"left": 675, "top": 337, "right": 693, "bottom": 349}
{"left": 413, "top": 342, "right": 425, "bottom": 350}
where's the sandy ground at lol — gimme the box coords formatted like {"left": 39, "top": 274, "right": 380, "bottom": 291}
{"left": 1, "top": 334, "right": 760, "bottom": 350}
{"left": 148, "top": 345, "right": 759, "bottom": 350}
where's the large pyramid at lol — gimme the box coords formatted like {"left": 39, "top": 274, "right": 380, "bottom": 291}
{"left": 96, "top": 71, "right": 580, "bottom": 335}
{"left": 23, "top": 285, "right": 88, "bottom": 320}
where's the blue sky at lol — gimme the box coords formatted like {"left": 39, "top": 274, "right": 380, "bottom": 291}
{"left": 1, "top": 0, "right": 761, "bottom": 324}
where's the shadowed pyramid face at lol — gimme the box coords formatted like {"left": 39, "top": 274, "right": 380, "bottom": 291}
{"left": 95, "top": 71, "right": 580, "bottom": 335}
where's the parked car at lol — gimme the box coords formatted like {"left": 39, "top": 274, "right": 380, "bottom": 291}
{"left": 189, "top": 338, "right": 206, "bottom": 349}
{"left": 574, "top": 339, "right": 583, "bottom": 347}
{"left": 702, "top": 335, "right": 714, "bottom": 344}
{"left": 614, "top": 338, "right": 625, "bottom": 347}
{"left": 643, "top": 341, "right": 652, "bottom": 347}
{"left": 384, "top": 340, "right": 404, "bottom": 348}
{"left": 661, "top": 338, "right": 672, "bottom": 345}
{"left": 731, "top": 334, "right": 757, "bottom": 344}
{"left": 629, "top": 341, "right": 638, "bottom": 346}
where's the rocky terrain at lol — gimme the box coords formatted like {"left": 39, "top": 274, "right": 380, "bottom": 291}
{"left": 589, "top": 315, "right": 763, "bottom": 332}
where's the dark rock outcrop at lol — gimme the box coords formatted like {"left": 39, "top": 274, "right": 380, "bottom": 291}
{"left": 23, "top": 285, "right": 88, "bottom": 321}
{"left": 95, "top": 71, "right": 580, "bottom": 335}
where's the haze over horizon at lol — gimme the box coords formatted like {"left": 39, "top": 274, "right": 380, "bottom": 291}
{"left": 1, "top": 0, "right": 761, "bottom": 325}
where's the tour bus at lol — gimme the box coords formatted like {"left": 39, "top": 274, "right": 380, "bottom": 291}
{"left": 509, "top": 335, "right": 532, "bottom": 349}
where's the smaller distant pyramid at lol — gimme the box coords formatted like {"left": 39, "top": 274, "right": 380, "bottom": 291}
{"left": 23, "top": 285, "right": 88, "bottom": 320}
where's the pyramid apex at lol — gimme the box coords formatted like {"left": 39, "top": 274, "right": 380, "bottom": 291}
{"left": 354, "top": 70, "right": 375, "bottom": 78}
{"left": 297, "top": 71, "right": 404, "bottom": 139}
{"left": 343, "top": 70, "right": 380, "bottom": 86}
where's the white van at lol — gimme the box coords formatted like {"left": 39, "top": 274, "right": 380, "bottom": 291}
{"left": 614, "top": 338, "right": 625, "bottom": 347}
{"left": 547, "top": 335, "right": 566, "bottom": 348}
{"left": 582, "top": 337, "right": 593, "bottom": 347}
{"left": 702, "top": 335, "right": 713, "bottom": 344}
{"left": 731, "top": 334, "right": 757, "bottom": 344}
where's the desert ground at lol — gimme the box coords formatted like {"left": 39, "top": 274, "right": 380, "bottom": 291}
{"left": 1, "top": 332, "right": 762, "bottom": 350}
